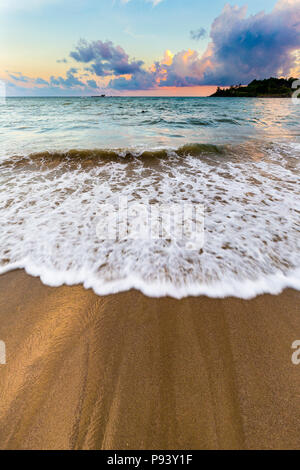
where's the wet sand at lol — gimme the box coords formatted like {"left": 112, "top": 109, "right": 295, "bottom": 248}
{"left": 0, "top": 269, "right": 299, "bottom": 450}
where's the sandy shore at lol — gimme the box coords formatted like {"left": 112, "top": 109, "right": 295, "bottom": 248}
{"left": 0, "top": 269, "right": 300, "bottom": 450}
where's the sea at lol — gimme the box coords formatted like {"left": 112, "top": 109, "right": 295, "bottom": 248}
{"left": 0, "top": 96, "right": 299, "bottom": 298}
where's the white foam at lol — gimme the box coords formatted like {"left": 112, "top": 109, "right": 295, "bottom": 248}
{"left": 0, "top": 142, "right": 299, "bottom": 299}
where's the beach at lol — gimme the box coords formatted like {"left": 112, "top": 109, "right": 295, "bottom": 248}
{"left": 2, "top": 0, "right": 300, "bottom": 451}
{"left": 0, "top": 96, "right": 299, "bottom": 450}
{"left": 0, "top": 269, "right": 299, "bottom": 450}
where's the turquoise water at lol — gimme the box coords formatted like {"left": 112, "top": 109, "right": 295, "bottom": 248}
{"left": 0, "top": 97, "right": 299, "bottom": 298}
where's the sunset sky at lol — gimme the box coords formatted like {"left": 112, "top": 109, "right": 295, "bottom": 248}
{"left": 1, "top": 0, "right": 299, "bottom": 96}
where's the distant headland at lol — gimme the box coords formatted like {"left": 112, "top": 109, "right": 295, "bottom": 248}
{"left": 210, "top": 77, "right": 299, "bottom": 98}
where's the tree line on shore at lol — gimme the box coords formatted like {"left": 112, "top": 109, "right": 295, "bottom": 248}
{"left": 211, "top": 77, "right": 299, "bottom": 97}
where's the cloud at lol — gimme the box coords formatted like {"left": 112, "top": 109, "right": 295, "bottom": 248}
{"left": 130, "top": 0, "right": 300, "bottom": 88}
{"left": 49, "top": 68, "right": 85, "bottom": 87}
{"left": 190, "top": 28, "right": 206, "bottom": 40}
{"left": 5, "top": 0, "right": 300, "bottom": 94}
{"left": 5, "top": 67, "right": 100, "bottom": 96}
{"left": 87, "top": 79, "right": 98, "bottom": 88}
{"left": 70, "top": 39, "right": 144, "bottom": 77}
{"left": 97, "top": 0, "right": 300, "bottom": 90}
{"left": 8, "top": 72, "right": 50, "bottom": 86}
{"left": 109, "top": 70, "right": 156, "bottom": 90}
{"left": 35, "top": 77, "right": 49, "bottom": 85}
{"left": 198, "top": 1, "right": 300, "bottom": 85}
{"left": 275, "top": 0, "right": 300, "bottom": 9}
{"left": 8, "top": 72, "right": 30, "bottom": 82}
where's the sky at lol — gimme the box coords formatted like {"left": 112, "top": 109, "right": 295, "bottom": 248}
{"left": 0, "top": 0, "right": 299, "bottom": 96}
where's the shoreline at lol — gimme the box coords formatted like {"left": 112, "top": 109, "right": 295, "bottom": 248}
{"left": 0, "top": 269, "right": 300, "bottom": 449}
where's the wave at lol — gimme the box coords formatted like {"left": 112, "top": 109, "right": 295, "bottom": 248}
{"left": 0, "top": 143, "right": 226, "bottom": 169}
{"left": 1, "top": 261, "right": 300, "bottom": 300}
{"left": 0, "top": 141, "right": 299, "bottom": 299}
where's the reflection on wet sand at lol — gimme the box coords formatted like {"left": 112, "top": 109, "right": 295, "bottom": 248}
{"left": 0, "top": 270, "right": 300, "bottom": 450}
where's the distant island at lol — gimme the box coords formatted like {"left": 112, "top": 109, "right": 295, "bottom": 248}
{"left": 210, "top": 77, "right": 299, "bottom": 98}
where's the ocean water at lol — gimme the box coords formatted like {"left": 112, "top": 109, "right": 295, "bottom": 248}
{"left": 0, "top": 96, "right": 299, "bottom": 298}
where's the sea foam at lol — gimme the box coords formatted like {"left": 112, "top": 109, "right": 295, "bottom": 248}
{"left": 0, "top": 142, "right": 299, "bottom": 299}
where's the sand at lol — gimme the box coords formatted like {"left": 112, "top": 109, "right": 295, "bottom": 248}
{"left": 0, "top": 269, "right": 299, "bottom": 450}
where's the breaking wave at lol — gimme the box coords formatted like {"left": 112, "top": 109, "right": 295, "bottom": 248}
{"left": 0, "top": 141, "right": 299, "bottom": 298}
